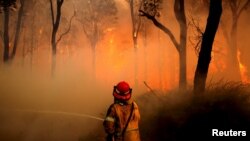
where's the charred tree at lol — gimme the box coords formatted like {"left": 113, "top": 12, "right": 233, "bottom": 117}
{"left": 3, "top": 6, "right": 10, "bottom": 62}
{"left": 49, "top": 0, "right": 64, "bottom": 76}
{"left": 128, "top": 0, "right": 143, "bottom": 88}
{"left": 221, "top": 0, "right": 250, "bottom": 82}
{"left": 1, "top": 0, "right": 17, "bottom": 62}
{"left": 11, "top": 0, "right": 25, "bottom": 60}
{"left": 194, "top": 0, "right": 222, "bottom": 94}
{"left": 142, "top": 18, "right": 148, "bottom": 83}
{"left": 49, "top": 0, "right": 74, "bottom": 76}
{"left": 129, "top": 0, "right": 142, "bottom": 49}
{"left": 174, "top": 0, "right": 187, "bottom": 90}
{"left": 76, "top": 0, "right": 117, "bottom": 80}
{"left": 140, "top": 0, "right": 187, "bottom": 90}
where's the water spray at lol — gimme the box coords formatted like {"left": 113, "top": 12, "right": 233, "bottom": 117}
{"left": 0, "top": 109, "right": 104, "bottom": 121}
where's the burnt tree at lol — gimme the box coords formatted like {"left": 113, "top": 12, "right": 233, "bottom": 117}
{"left": 11, "top": 0, "right": 25, "bottom": 60}
{"left": 221, "top": 0, "right": 250, "bottom": 81}
{"left": 194, "top": 0, "right": 222, "bottom": 94}
{"left": 0, "top": 0, "right": 17, "bottom": 62}
{"left": 76, "top": 0, "right": 117, "bottom": 80}
{"left": 140, "top": 0, "right": 187, "bottom": 90}
{"left": 49, "top": 0, "right": 64, "bottom": 76}
{"left": 128, "top": 0, "right": 143, "bottom": 88}
{"left": 49, "top": 0, "right": 74, "bottom": 76}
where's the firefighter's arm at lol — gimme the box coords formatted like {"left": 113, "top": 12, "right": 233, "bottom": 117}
{"left": 103, "top": 104, "right": 116, "bottom": 135}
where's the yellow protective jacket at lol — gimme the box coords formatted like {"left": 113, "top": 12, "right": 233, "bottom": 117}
{"left": 103, "top": 100, "right": 141, "bottom": 141}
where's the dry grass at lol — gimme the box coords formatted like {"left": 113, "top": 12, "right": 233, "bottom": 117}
{"left": 137, "top": 82, "right": 250, "bottom": 141}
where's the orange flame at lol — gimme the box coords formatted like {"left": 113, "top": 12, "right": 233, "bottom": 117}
{"left": 237, "top": 50, "right": 249, "bottom": 83}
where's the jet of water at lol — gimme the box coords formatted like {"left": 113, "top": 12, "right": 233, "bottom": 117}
{"left": 0, "top": 109, "right": 104, "bottom": 121}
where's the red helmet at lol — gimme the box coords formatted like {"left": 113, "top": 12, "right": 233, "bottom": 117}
{"left": 113, "top": 81, "right": 132, "bottom": 101}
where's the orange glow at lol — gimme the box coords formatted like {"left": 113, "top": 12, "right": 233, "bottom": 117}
{"left": 237, "top": 50, "right": 249, "bottom": 83}
{"left": 94, "top": 30, "right": 177, "bottom": 91}
{"left": 39, "top": 28, "right": 43, "bottom": 34}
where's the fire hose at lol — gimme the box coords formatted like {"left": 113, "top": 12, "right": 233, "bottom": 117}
{"left": 0, "top": 109, "right": 104, "bottom": 121}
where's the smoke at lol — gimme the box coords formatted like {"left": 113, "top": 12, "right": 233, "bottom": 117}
{"left": 0, "top": 58, "right": 110, "bottom": 141}
{"left": 1, "top": 0, "right": 250, "bottom": 141}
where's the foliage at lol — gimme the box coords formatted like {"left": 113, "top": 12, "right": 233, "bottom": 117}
{"left": 140, "top": 0, "right": 163, "bottom": 17}
{"left": 0, "top": 0, "right": 16, "bottom": 7}
{"left": 0, "top": 0, "right": 17, "bottom": 11}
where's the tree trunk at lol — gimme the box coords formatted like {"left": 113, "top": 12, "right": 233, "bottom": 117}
{"left": 91, "top": 21, "right": 98, "bottom": 81}
{"left": 130, "top": 0, "right": 139, "bottom": 88}
{"left": 175, "top": 0, "right": 187, "bottom": 90}
{"left": 194, "top": 0, "right": 222, "bottom": 94}
{"left": 143, "top": 19, "right": 148, "bottom": 82}
{"left": 91, "top": 43, "right": 96, "bottom": 81}
{"left": 30, "top": 11, "right": 36, "bottom": 71}
{"left": 50, "top": 0, "right": 63, "bottom": 76}
{"left": 21, "top": 29, "right": 26, "bottom": 66}
{"left": 51, "top": 33, "right": 57, "bottom": 77}
{"left": 157, "top": 29, "right": 163, "bottom": 90}
{"left": 220, "top": 0, "right": 249, "bottom": 82}
{"left": 140, "top": 0, "right": 187, "bottom": 89}
{"left": 179, "top": 48, "right": 186, "bottom": 90}
{"left": 228, "top": 18, "right": 241, "bottom": 81}
{"left": 3, "top": 7, "right": 10, "bottom": 62}
{"left": 11, "top": 0, "right": 25, "bottom": 60}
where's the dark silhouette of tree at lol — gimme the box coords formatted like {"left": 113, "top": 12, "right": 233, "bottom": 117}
{"left": 49, "top": 0, "right": 64, "bottom": 76}
{"left": 49, "top": 0, "right": 75, "bottom": 76}
{"left": 76, "top": 0, "right": 117, "bottom": 80}
{"left": 0, "top": 0, "right": 17, "bottom": 62}
{"left": 11, "top": 0, "right": 25, "bottom": 60}
{"left": 18, "top": 0, "right": 46, "bottom": 68}
{"left": 28, "top": 0, "right": 38, "bottom": 70}
{"left": 221, "top": 0, "right": 250, "bottom": 82}
{"left": 127, "top": 0, "right": 143, "bottom": 88}
{"left": 128, "top": 0, "right": 142, "bottom": 49}
{"left": 142, "top": 18, "right": 149, "bottom": 83}
{"left": 194, "top": 0, "right": 222, "bottom": 94}
{"left": 140, "top": 0, "right": 187, "bottom": 90}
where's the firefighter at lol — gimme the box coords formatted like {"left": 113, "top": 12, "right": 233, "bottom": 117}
{"left": 103, "top": 81, "right": 141, "bottom": 141}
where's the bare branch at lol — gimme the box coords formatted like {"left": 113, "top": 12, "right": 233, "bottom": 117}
{"left": 139, "top": 9, "right": 180, "bottom": 51}
{"left": 143, "top": 81, "right": 157, "bottom": 95}
{"left": 237, "top": 0, "right": 250, "bottom": 19}
{"left": 229, "top": 0, "right": 236, "bottom": 12}
{"left": 220, "top": 20, "right": 230, "bottom": 46}
{"left": 236, "top": 0, "right": 241, "bottom": 10}
{"left": 187, "top": 15, "right": 204, "bottom": 55}
{"left": 190, "top": 17, "right": 203, "bottom": 36}
{"left": 56, "top": 11, "right": 76, "bottom": 45}
{"left": 75, "top": 18, "right": 92, "bottom": 41}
